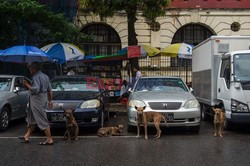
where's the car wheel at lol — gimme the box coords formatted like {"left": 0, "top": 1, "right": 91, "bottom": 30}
{"left": 224, "top": 118, "right": 232, "bottom": 131}
{"left": 201, "top": 104, "right": 210, "bottom": 121}
{"left": 189, "top": 126, "right": 200, "bottom": 133}
{"left": 127, "top": 125, "right": 136, "bottom": 133}
{"left": 0, "top": 107, "right": 10, "bottom": 131}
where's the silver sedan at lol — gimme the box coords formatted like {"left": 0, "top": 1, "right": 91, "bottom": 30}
{"left": 0, "top": 75, "right": 30, "bottom": 131}
{"left": 127, "top": 76, "right": 201, "bottom": 132}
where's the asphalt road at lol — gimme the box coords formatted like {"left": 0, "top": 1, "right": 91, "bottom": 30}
{"left": 1, "top": 114, "right": 250, "bottom": 166}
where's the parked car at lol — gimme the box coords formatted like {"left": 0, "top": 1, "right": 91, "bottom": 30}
{"left": 127, "top": 76, "right": 201, "bottom": 132}
{"left": 0, "top": 75, "right": 30, "bottom": 131}
{"left": 46, "top": 75, "right": 110, "bottom": 128}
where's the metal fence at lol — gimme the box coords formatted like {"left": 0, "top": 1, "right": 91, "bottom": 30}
{"left": 122, "top": 56, "right": 192, "bottom": 85}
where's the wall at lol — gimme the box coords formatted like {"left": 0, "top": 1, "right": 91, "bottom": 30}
{"left": 76, "top": 9, "right": 250, "bottom": 48}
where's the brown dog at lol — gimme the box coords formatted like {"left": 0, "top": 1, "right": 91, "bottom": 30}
{"left": 64, "top": 109, "right": 79, "bottom": 141}
{"left": 213, "top": 108, "right": 225, "bottom": 137}
{"left": 97, "top": 125, "right": 124, "bottom": 137}
{"left": 135, "top": 106, "right": 167, "bottom": 140}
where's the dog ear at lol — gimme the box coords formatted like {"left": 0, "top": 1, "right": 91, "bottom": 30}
{"left": 135, "top": 106, "right": 138, "bottom": 110}
{"left": 212, "top": 107, "right": 215, "bottom": 112}
{"left": 143, "top": 106, "right": 146, "bottom": 110}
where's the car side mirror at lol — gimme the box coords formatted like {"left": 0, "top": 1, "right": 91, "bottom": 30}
{"left": 13, "top": 87, "right": 20, "bottom": 93}
{"left": 189, "top": 87, "right": 193, "bottom": 93}
{"left": 128, "top": 87, "right": 132, "bottom": 93}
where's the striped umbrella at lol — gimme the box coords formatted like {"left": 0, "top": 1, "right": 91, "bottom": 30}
{"left": 161, "top": 43, "right": 193, "bottom": 59}
{"left": 41, "top": 43, "right": 85, "bottom": 64}
{"left": 118, "top": 45, "right": 161, "bottom": 58}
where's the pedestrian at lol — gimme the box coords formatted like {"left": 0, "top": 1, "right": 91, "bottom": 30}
{"left": 19, "top": 62, "right": 54, "bottom": 145}
{"left": 67, "top": 67, "right": 76, "bottom": 75}
{"left": 133, "top": 66, "right": 142, "bottom": 81}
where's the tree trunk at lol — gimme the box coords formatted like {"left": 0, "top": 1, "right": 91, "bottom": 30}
{"left": 126, "top": 8, "right": 139, "bottom": 78}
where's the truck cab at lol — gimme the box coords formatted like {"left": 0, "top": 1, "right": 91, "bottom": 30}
{"left": 218, "top": 51, "right": 250, "bottom": 128}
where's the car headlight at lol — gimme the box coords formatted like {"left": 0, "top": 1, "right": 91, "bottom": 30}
{"left": 184, "top": 99, "right": 199, "bottom": 109}
{"left": 231, "top": 99, "right": 249, "bottom": 112}
{"left": 129, "top": 100, "right": 146, "bottom": 107}
{"left": 80, "top": 99, "right": 100, "bottom": 109}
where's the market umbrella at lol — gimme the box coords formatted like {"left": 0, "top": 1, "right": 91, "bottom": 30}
{"left": 0, "top": 45, "right": 51, "bottom": 63}
{"left": 161, "top": 43, "right": 193, "bottom": 59}
{"left": 117, "top": 45, "right": 161, "bottom": 58}
{"left": 41, "top": 43, "right": 85, "bottom": 64}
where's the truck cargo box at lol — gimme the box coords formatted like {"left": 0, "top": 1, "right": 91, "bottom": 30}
{"left": 192, "top": 36, "right": 250, "bottom": 106}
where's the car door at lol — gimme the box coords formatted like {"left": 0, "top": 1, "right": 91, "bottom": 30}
{"left": 217, "top": 56, "right": 232, "bottom": 111}
{"left": 12, "top": 77, "right": 29, "bottom": 118}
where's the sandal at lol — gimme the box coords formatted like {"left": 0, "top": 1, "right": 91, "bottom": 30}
{"left": 39, "top": 141, "right": 54, "bottom": 146}
{"left": 18, "top": 136, "right": 30, "bottom": 143}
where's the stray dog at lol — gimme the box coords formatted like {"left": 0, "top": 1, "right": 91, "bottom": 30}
{"left": 213, "top": 108, "right": 225, "bottom": 137}
{"left": 64, "top": 109, "right": 79, "bottom": 141}
{"left": 135, "top": 106, "right": 167, "bottom": 140}
{"left": 97, "top": 125, "right": 124, "bottom": 137}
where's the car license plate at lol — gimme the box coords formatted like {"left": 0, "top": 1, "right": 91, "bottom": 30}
{"left": 51, "top": 113, "right": 66, "bottom": 122}
{"left": 164, "top": 113, "right": 174, "bottom": 121}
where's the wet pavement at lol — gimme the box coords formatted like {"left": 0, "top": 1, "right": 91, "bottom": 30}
{"left": 1, "top": 113, "right": 250, "bottom": 166}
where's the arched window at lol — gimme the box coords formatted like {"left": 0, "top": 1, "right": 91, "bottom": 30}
{"left": 171, "top": 24, "right": 215, "bottom": 67}
{"left": 80, "top": 23, "right": 121, "bottom": 55}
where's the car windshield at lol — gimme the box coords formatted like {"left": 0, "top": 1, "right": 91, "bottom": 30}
{"left": 234, "top": 54, "right": 250, "bottom": 82}
{"left": 0, "top": 78, "right": 12, "bottom": 91}
{"left": 51, "top": 77, "right": 99, "bottom": 92}
{"left": 134, "top": 78, "right": 188, "bottom": 92}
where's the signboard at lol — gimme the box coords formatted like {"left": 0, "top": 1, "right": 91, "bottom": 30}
{"left": 128, "top": 46, "right": 141, "bottom": 58}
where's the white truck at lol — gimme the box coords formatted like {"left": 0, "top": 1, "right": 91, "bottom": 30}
{"left": 192, "top": 36, "right": 250, "bottom": 129}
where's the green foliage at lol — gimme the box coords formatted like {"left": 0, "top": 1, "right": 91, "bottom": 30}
{"left": 0, "top": 0, "right": 92, "bottom": 49}
{"left": 80, "top": 0, "right": 171, "bottom": 21}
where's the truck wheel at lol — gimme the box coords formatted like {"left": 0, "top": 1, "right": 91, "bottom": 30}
{"left": 201, "top": 104, "right": 210, "bottom": 121}
{"left": 127, "top": 125, "right": 136, "bottom": 133}
{"left": 189, "top": 126, "right": 200, "bottom": 133}
{"left": 0, "top": 107, "right": 10, "bottom": 131}
{"left": 224, "top": 118, "right": 232, "bottom": 130}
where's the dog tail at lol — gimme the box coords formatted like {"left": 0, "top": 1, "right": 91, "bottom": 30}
{"left": 161, "top": 115, "right": 168, "bottom": 126}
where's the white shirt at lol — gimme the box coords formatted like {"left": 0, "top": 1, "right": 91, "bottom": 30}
{"left": 136, "top": 71, "right": 142, "bottom": 80}
{"left": 67, "top": 70, "right": 75, "bottom": 75}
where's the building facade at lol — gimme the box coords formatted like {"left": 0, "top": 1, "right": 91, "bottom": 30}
{"left": 77, "top": 0, "right": 250, "bottom": 82}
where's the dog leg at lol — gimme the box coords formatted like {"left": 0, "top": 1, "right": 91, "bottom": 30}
{"left": 136, "top": 123, "right": 140, "bottom": 139}
{"left": 155, "top": 123, "right": 161, "bottom": 139}
{"left": 63, "top": 131, "right": 68, "bottom": 140}
{"left": 144, "top": 123, "right": 148, "bottom": 140}
{"left": 219, "top": 123, "right": 223, "bottom": 138}
{"left": 214, "top": 123, "right": 218, "bottom": 137}
{"left": 75, "top": 126, "right": 79, "bottom": 141}
{"left": 67, "top": 130, "right": 71, "bottom": 141}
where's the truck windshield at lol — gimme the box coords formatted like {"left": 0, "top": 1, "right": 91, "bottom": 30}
{"left": 234, "top": 54, "right": 250, "bottom": 81}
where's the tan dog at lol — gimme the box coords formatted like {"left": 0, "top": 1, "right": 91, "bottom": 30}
{"left": 97, "top": 125, "right": 124, "bottom": 137}
{"left": 213, "top": 108, "right": 225, "bottom": 137}
{"left": 64, "top": 109, "right": 79, "bottom": 141}
{"left": 135, "top": 106, "right": 167, "bottom": 140}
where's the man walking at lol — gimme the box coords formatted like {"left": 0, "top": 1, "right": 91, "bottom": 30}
{"left": 19, "top": 62, "right": 54, "bottom": 145}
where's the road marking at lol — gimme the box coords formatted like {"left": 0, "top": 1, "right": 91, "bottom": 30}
{"left": 0, "top": 135, "right": 137, "bottom": 139}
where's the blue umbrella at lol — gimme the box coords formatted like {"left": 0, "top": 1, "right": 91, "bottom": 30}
{"left": 0, "top": 49, "right": 3, "bottom": 55}
{"left": 0, "top": 45, "right": 51, "bottom": 64}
